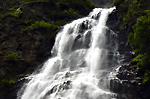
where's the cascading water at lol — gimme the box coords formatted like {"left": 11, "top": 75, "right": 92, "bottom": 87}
{"left": 18, "top": 7, "right": 120, "bottom": 99}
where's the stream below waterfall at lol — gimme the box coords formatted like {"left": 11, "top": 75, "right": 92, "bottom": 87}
{"left": 17, "top": 7, "right": 122, "bottom": 99}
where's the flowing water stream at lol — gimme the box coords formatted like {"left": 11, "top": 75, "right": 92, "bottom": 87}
{"left": 18, "top": 7, "right": 120, "bottom": 99}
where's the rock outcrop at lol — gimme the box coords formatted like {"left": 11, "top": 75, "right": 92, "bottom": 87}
{"left": 110, "top": 64, "right": 150, "bottom": 99}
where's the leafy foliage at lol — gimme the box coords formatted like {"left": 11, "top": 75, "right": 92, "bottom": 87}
{"left": 128, "top": 15, "right": 150, "bottom": 54}
{"left": 22, "top": 20, "right": 57, "bottom": 32}
{"left": 12, "top": 8, "right": 23, "bottom": 17}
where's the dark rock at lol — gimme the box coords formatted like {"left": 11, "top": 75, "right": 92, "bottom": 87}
{"left": 4, "top": 76, "right": 29, "bottom": 99}
{"left": 116, "top": 65, "right": 137, "bottom": 80}
{"left": 91, "top": 0, "right": 113, "bottom": 7}
{"left": 107, "top": 11, "right": 135, "bottom": 64}
{"left": 45, "top": 80, "right": 72, "bottom": 96}
{"left": 110, "top": 64, "right": 150, "bottom": 99}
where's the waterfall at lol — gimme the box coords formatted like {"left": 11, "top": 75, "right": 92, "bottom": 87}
{"left": 18, "top": 7, "right": 120, "bottom": 99}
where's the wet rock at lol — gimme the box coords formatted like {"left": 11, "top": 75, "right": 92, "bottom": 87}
{"left": 46, "top": 80, "right": 72, "bottom": 95}
{"left": 72, "top": 26, "right": 92, "bottom": 50}
{"left": 107, "top": 11, "right": 135, "bottom": 63}
{"left": 110, "top": 64, "right": 150, "bottom": 99}
{"left": 116, "top": 65, "right": 137, "bottom": 80}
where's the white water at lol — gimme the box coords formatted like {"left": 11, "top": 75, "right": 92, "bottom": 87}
{"left": 18, "top": 7, "right": 120, "bottom": 99}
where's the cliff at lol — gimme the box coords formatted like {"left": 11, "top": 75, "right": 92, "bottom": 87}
{"left": 108, "top": 0, "right": 150, "bottom": 98}
{"left": 0, "top": 0, "right": 150, "bottom": 99}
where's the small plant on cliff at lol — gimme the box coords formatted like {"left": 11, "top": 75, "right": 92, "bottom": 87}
{"left": 12, "top": 8, "right": 23, "bottom": 17}
{"left": 22, "top": 20, "right": 57, "bottom": 32}
{"left": 5, "top": 52, "right": 19, "bottom": 62}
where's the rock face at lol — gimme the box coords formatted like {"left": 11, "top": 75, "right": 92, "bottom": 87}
{"left": 107, "top": 11, "right": 135, "bottom": 64}
{"left": 106, "top": 11, "right": 150, "bottom": 99}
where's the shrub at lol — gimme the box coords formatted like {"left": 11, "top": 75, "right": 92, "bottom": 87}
{"left": 12, "top": 8, "right": 23, "bottom": 17}
{"left": 22, "top": 20, "right": 57, "bottom": 32}
{"left": 5, "top": 52, "right": 19, "bottom": 62}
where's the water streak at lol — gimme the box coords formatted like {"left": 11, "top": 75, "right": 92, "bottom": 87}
{"left": 18, "top": 7, "right": 119, "bottom": 99}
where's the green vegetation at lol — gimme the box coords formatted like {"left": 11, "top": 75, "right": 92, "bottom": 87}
{"left": 12, "top": 8, "right": 23, "bottom": 17}
{"left": 5, "top": 52, "right": 19, "bottom": 61}
{"left": 128, "top": 15, "right": 150, "bottom": 54}
{"left": 114, "top": 0, "right": 150, "bottom": 83}
{"left": 128, "top": 15, "right": 150, "bottom": 83}
{"left": 21, "top": 20, "right": 58, "bottom": 33}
